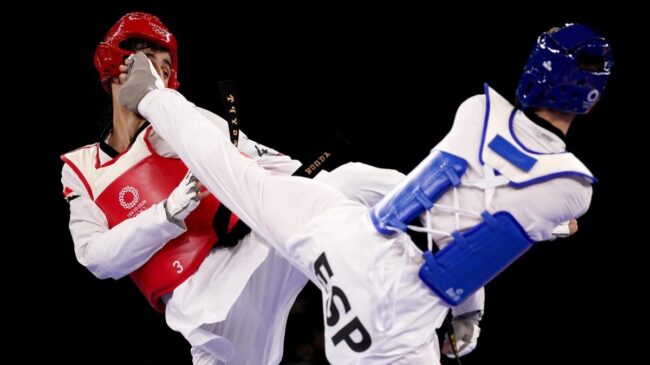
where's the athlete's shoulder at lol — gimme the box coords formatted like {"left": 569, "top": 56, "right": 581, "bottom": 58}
{"left": 446, "top": 93, "right": 487, "bottom": 134}
{"left": 61, "top": 142, "right": 97, "bottom": 159}
{"left": 456, "top": 94, "right": 486, "bottom": 118}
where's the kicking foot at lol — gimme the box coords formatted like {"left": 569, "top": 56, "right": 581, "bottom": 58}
{"left": 118, "top": 52, "right": 165, "bottom": 112}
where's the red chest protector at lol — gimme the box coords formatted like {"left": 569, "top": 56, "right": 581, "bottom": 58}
{"left": 63, "top": 128, "right": 244, "bottom": 312}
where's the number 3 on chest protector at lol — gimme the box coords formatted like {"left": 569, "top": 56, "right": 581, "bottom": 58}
{"left": 172, "top": 260, "right": 183, "bottom": 273}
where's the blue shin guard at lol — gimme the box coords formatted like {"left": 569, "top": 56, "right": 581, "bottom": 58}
{"left": 370, "top": 151, "right": 468, "bottom": 234}
{"left": 419, "top": 211, "right": 534, "bottom": 306}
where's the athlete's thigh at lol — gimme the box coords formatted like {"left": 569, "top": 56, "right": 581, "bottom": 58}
{"left": 316, "top": 232, "right": 445, "bottom": 364}
{"left": 256, "top": 176, "right": 347, "bottom": 257}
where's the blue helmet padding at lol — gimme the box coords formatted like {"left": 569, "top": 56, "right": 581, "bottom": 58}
{"left": 551, "top": 24, "right": 599, "bottom": 50}
{"left": 515, "top": 23, "right": 613, "bottom": 114}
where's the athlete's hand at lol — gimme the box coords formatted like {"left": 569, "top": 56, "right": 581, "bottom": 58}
{"left": 442, "top": 311, "right": 482, "bottom": 358}
{"left": 551, "top": 219, "right": 578, "bottom": 239}
{"left": 165, "top": 171, "right": 209, "bottom": 223}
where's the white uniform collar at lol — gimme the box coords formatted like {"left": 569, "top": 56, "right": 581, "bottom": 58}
{"left": 480, "top": 84, "right": 596, "bottom": 187}
{"left": 512, "top": 110, "right": 567, "bottom": 154}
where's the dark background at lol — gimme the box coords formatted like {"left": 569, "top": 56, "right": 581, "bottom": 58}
{"left": 19, "top": 3, "right": 636, "bottom": 364}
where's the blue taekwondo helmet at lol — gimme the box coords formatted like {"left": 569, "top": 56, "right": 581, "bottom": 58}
{"left": 515, "top": 23, "right": 613, "bottom": 114}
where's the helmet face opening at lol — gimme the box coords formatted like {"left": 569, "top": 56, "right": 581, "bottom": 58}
{"left": 118, "top": 38, "right": 171, "bottom": 54}
{"left": 574, "top": 43, "right": 613, "bottom": 74}
{"left": 94, "top": 12, "right": 179, "bottom": 93}
{"left": 515, "top": 23, "right": 613, "bottom": 114}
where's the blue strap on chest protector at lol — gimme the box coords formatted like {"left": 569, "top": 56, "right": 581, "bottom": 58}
{"left": 419, "top": 211, "right": 534, "bottom": 306}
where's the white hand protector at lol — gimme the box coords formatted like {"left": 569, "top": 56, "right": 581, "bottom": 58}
{"left": 551, "top": 220, "right": 571, "bottom": 239}
{"left": 443, "top": 311, "right": 482, "bottom": 358}
{"left": 119, "top": 52, "right": 165, "bottom": 112}
{"left": 165, "top": 171, "right": 201, "bottom": 223}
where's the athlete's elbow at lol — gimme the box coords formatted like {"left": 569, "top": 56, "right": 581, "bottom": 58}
{"left": 76, "top": 250, "right": 126, "bottom": 280}
{"left": 83, "top": 260, "right": 124, "bottom": 280}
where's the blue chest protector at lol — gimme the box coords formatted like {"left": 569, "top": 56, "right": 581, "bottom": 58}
{"left": 371, "top": 85, "right": 595, "bottom": 306}
{"left": 370, "top": 150, "right": 534, "bottom": 306}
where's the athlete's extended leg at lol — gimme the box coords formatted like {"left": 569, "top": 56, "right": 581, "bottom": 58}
{"left": 121, "top": 56, "right": 448, "bottom": 365}
{"left": 137, "top": 88, "right": 344, "bottom": 268}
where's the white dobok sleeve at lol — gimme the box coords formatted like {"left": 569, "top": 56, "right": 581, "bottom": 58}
{"left": 62, "top": 164, "right": 185, "bottom": 280}
{"left": 452, "top": 287, "right": 485, "bottom": 316}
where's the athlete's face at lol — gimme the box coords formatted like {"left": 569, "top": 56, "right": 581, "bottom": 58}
{"left": 111, "top": 48, "right": 172, "bottom": 100}
{"left": 110, "top": 50, "right": 171, "bottom": 119}
{"left": 137, "top": 48, "right": 172, "bottom": 88}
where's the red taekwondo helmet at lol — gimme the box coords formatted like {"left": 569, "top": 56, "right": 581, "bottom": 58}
{"left": 94, "top": 12, "right": 179, "bottom": 93}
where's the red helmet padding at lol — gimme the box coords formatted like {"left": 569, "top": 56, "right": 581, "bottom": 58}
{"left": 94, "top": 12, "right": 179, "bottom": 93}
